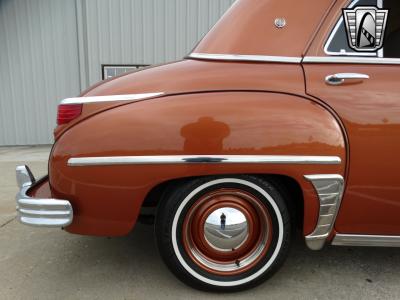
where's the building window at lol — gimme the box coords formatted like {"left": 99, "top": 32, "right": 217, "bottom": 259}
{"left": 102, "top": 64, "right": 149, "bottom": 80}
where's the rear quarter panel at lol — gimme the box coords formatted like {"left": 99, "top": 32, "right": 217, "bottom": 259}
{"left": 50, "top": 92, "right": 346, "bottom": 236}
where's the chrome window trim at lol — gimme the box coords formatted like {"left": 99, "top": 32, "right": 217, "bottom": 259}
{"left": 61, "top": 92, "right": 164, "bottom": 105}
{"left": 377, "top": 48, "right": 384, "bottom": 58}
{"left": 324, "top": 0, "right": 378, "bottom": 57}
{"left": 304, "top": 174, "right": 345, "bottom": 250}
{"left": 188, "top": 53, "right": 302, "bottom": 64}
{"left": 377, "top": 0, "right": 384, "bottom": 57}
{"left": 186, "top": 54, "right": 400, "bottom": 65}
{"left": 332, "top": 234, "right": 400, "bottom": 247}
{"left": 303, "top": 56, "right": 400, "bottom": 64}
{"left": 68, "top": 155, "right": 341, "bottom": 167}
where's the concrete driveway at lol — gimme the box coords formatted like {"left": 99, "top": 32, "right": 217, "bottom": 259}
{"left": 0, "top": 146, "right": 399, "bottom": 299}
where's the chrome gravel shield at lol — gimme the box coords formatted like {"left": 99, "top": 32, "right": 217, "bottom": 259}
{"left": 304, "top": 175, "right": 344, "bottom": 250}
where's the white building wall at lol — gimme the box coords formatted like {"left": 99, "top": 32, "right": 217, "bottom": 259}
{"left": 0, "top": 0, "right": 81, "bottom": 145}
{"left": 0, "top": 0, "right": 235, "bottom": 145}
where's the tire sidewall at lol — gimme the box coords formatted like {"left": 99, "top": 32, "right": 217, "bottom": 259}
{"left": 156, "top": 176, "right": 291, "bottom": 291}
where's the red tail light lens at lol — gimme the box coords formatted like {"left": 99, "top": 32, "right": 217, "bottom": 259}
{"left": 57, "top": 104, "right": 82, "bottom": 125}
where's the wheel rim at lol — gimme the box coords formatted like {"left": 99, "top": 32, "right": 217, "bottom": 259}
{"left": 182, "top": 188, "right": 273, "bottom": 276}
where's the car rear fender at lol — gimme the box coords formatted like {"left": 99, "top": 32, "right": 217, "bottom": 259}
{"left": 49, "top": 91, "right": 346, "bottom": 245}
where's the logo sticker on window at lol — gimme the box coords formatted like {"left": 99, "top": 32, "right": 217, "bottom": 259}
{"left": 343, "top": 6, "right": 389, "bottom": 52}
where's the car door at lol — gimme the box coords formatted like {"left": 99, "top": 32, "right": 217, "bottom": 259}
{"left": 303, "top": 0, "right": 400, "bottom": 235}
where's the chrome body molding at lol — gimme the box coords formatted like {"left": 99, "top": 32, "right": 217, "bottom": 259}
{"left": 68, "top": 155, "right": 342, "bottom": 167}
{"left": 332, "top": 234, "right": 400, "bottom": 247}
{"left": 16, "top": 165, "right": 73, "bottom": 227}
{"left": 304, "top": 174, "right": 344, "bottom": 250}
{"left": 188, "top": 53, "right": 400, "bottom": 65}
{"left": 188, "top": 53, "right": 302, "bottom": 64}
{"left": 303, "top": 56, "right": 400, "bottom": 65}
{"left": 61, "top": 92, "right": 164, "bottom": 105}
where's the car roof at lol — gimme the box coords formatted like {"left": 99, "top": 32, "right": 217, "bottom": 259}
{"left": 192, "top": 0, "right": 336, "bottom": 58}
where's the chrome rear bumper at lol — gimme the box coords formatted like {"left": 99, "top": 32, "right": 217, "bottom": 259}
{"left": 16, "top": 165, "right": 73, "bottom": 227}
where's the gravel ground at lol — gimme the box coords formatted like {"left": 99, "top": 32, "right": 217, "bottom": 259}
{"left": 0, "top": 146, "right": 399, "bottom": 299}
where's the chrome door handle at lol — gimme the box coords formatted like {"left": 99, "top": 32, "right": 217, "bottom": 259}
{"left": 325, "top": 73, "right": 370, "bottom": 86}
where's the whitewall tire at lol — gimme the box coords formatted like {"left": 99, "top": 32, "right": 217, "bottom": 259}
{"left": 155, "top": 175, "right": 291, "bottom": 292}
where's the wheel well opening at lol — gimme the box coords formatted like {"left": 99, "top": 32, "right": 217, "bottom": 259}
{"left": 259, "top": 174, "right": 304, "bottom": 231}
{"left": 141, "top": 174, "right": 304, "bottom": 231}
{"left": 142, "top": 177, "right": 196, "bottom": 208}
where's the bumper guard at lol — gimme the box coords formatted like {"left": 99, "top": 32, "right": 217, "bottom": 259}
{"left": 16, "top": 165, "right": 73, "bottom": 227}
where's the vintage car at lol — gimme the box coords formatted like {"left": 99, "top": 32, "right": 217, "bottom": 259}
{"left": 15, "top": 0, "right": 400, "bottom": 292}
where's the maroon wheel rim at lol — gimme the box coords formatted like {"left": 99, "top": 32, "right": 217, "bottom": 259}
{"left": 182, "top": 188, "right": 273, "bottom": 276}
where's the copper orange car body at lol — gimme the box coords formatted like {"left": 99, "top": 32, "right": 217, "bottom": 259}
{"left": 15, "top": 0, "right": 400, "bottom": 291}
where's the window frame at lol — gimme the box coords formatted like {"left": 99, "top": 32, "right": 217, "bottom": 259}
{"left": 324, "top": 0, "right": 384, "bottom": 58}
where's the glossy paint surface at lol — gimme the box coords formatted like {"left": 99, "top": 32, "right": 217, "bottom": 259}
{"left": 85, "top": 60, "right": 306, "bottom": 97}
{"left": 48, "top": 0, "right": 351, "bottom": 238}
{"left": 50, "top": 92, "right": 345, "bottom": 236}
{"left": 193, "top": 0, "right": 334, "bottom": 56}
{"left": 304, "top": 0, "right": 400, "bottom": 234}
{"left": 53, "top": 59, "right": 305, "bottom": 140}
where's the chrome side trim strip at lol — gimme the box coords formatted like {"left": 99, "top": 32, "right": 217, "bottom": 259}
{"left": 304, "top": 174, "right": 344, "bottom": 250}
{"left": 332, "top": 234, "right": 400, "bottom": 247}
{"left": 68, "top": 155, "right": 341, "bottom": 167}
{"left": 303, "top": 56, "right": 400, "bottom": 65}
{"left": 189, "top": 53, "right": 302, "bottom": 64}
{"left": 61, "top": 92, "right": 164, "bottom": 105}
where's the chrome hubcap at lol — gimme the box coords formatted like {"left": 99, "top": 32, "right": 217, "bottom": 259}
{"left": 182, "top": 189, "right": 273, "bottom": 275}
{"left": 204, "top": 207, "right": 249, "bottom": 252}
